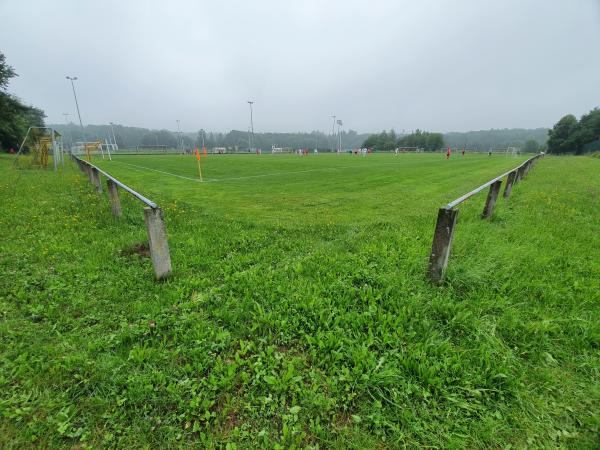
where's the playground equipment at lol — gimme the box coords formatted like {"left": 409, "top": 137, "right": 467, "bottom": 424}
{"left": 13, "top": 127, "right": 64, "bottom": 171}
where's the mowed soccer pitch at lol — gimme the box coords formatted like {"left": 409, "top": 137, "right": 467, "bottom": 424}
{"left": 94, "top": 152, "right": 530, "bottom": 226}
{"left": 1, "top": 153, "right": 599, "bottom": 448}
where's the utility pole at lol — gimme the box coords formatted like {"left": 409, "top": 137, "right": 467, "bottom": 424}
{"left": 200, "top": 128, "right": 205, "bottom": 149}
{"left": 337, "top": 119, "right": 343, "bottom": 152}
{"left": 247, "top": 101, "right": 255, "bottom": 152}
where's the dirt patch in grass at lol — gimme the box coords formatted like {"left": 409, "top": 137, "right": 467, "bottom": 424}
{"left": 120, "top": 242, "right": 150, "bottom": 259}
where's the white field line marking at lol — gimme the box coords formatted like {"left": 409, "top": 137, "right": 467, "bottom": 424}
{"left": 114, "top": 160, "right": 215, "bottom": 182}
{"left": 115, "top": 159, "right": 411, "bottom": 183}
{"left": 112, "top": 156, "right": 511, "bottom": 184}
{"left": 114, "top": 159, "right": 363, "bottom": 183}
{"left": 117, "top": 161, "right": 366, "bottom": 183}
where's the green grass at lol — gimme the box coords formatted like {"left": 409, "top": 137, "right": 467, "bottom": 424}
{"left": 1, "top": 152, "right": 598, "bottom": 448}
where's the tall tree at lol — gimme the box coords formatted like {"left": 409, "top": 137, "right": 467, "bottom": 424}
{"left": 523, "top": 139, "right": 540, "bottom": 153}
{"left": 547, "top": 114, "right": 578, "bottom": 154}
{"left": 0, "top": 51, "right": 45, "bottom": 151}
{"left": 571, "top": 108, "right": 600, "bottom": 154}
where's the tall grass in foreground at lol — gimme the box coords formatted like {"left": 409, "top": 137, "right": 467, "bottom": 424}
{"left": 0, "top": 154, "right": 598, "bottom": 448}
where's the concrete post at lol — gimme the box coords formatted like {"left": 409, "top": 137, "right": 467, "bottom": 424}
{"left": 144, "top": 207, "right": 172, "bottom": 280}
{"left": 106, "top": 179, "right": 122, "bottom": 217}
{"left": 427, "top": 207, "right": 459, "bottom": 283}
{"left": 92, "top": 168, "right": 103, "bottom": 193}
{"left": 516, "top": 165, "right": 525, "bottom": 182}
{"left": 86, "top": 165, "right": 94, "bottom": 184}
{"left": 482, "top": 180, "right": 502, "bottom": 219}
{"left": 503, "top": 171, "right": 517, "bottom": 198}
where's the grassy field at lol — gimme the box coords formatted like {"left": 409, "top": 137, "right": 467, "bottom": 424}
{"left": 1, "top": 152, "right": 599, "bottom": 448}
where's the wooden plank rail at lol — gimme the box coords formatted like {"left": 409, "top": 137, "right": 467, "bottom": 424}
{"left": 427, "top": 153, "right": 544, "bottom": 283}
{"left": 70, "top": 154, "right": 172, "bottom": 281}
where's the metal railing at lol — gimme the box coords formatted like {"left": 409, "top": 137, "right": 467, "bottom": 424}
{"left": 427, "top": 153, "right": 544, "bottom": 283}
{"left": 71, "top": 154, "right": 172, "bottom": 280}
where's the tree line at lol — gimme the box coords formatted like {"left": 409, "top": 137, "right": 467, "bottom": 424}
{"left": 48, "top": 123, "right": 373, "bottom": 151}
{"left": 47, "top": 123, "right": 557, "bottom": 153}
{"left": 52, "top": 123, "right": 553, "bottom": 154}
{"left": 0, "top": 51, "right": 45, "bottom": 151}
{"left": 547, "top": 107, "right": 600, "bottom": 154}
{"left": 444, "top": 128, "right": 548, "bottom": 151}
{"left": 362, "top": 130, "right": 444, "bottom": 151}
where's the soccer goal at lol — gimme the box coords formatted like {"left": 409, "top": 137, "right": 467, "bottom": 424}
{"left": 13, "top": 127, "right": 65, "bottom": 171}
{"left": 506, "top": 147, "right": 520, "bottom": 157}
{"left": 136, "top": 145, "right": 168, "bottom": 153}
{"left": 72, "top": 140, "right": 109, "bottom": 161}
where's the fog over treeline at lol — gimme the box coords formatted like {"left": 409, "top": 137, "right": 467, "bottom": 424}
{"left": 3, "top": 1, "right": 598, "bottom": 134}
{"left": 49, "top": 122, "right": 549, "bottom": 152}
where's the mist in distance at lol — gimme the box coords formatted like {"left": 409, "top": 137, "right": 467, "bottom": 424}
{"left": 1, "top": 0, "right": 599, "bottom": 134}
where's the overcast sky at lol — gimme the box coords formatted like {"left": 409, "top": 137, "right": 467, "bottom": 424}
{"left": 1, "top": 0, "right": 599, "bottom": 133}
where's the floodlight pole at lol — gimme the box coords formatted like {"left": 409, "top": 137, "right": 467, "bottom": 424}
{"left": 200, "top": 128, "right": 205, "bottom": 149}
{"left": 62, "top": 113, "right": 73, "bottom": 150}
{"left": 248, "top": 101, "right": 254, "bottom": 152}
{"left": 66, "top": 76, "right": 85, "bottom": 150}
{"left": 331, "top": 115, "right": 336, "bottom": 152}
{"left": 51, "top": 128, "right": 58, "bottom": 171}
{"left": 176, "top": 119, "right": 182, "bottom": 152}
{"left": 109, "top": 122, "right": 118, "bottom": 150}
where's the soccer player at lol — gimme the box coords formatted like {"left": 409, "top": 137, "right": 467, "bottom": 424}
{"left": 446, "top": 147, "right": 451, "bottom": 159}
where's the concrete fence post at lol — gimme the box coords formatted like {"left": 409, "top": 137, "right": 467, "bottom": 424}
{"left": 503, "top": 171, "right": 517, "bottom": 198}
{"left": 144, "top": 207, "right": 172, "bottom": 280}
{"left": 86, "top": 165, "right": 94, "bottom": 184}
{"left": 427, "top": 207, "right": 459, "bottom": 283}
{"left": 106, "top": 179, "right": 122, "bottom": 217}
{"left": 92, "top": 168, "right": 103, "bottom": 193}
{"left": 482, "top": 180, "right": 502, "bottom": 219}
{"left": 516, "top": 165, "right": 525, "bottom": 182}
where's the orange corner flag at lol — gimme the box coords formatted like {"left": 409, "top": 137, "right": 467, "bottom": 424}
{"left": 195, "top": 147, "right": 203, "bottom": 181}
{"left": 203, "top": 146, "right": 207, "bottom": 156}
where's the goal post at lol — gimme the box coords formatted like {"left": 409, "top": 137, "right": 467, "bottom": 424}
{"left": 135, "top": 145, "right": 168, "bottom": 153}
{"left": 13, "top": 127, "right": 65, "bottom": 171}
